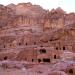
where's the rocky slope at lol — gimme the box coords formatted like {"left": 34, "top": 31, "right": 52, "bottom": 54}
{"left": 0, "top": 2, "right": 75, "bottom": 75}
{"left": 0, "top": 3, "right": 75, "bottom": 50}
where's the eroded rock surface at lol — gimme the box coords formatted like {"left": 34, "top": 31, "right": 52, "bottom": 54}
{"left": 0, "top": 2, "right": 75, "bottom": 75}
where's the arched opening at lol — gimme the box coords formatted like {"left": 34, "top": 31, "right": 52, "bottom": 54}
{"left": 38, "top": 59, "right": 41, "bottom": 63}
{"left": 63, "top": 46, "right": 65, "bottom": 50}
{"left": 40, "top": 49, "right": 46, "bottom": 53}
{"left": 32, "top": 59, "right": 34, "bottom": 62}
{"left": 26, "top": 43, "right": 27, "bottom": 45}
{"left": 4, "top": 45, "right": 5, "bottom": 48}
{"left": 69, "top": 69, "right": 73, "bottom": 74}
{"left": 40, "top": 46, "right": 43, "bottom": 47}
{"left": 54, "top": 55, "right": 56, "bottom": 59}
{"left": 43, "top": 58, "right": 50, "bottom": 62}
{"left": 56, "top": 47, "right": 58, "bottom": 50}
{"left": 4, "top": 56, "right": 8, "bottom": 60}
{"left": 19, "top": 43, "right": 21, "bottom": 46}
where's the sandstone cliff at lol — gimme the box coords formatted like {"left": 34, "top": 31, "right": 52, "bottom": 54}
{"left": 0, "top": 3, "right": 75, "bottom": 49}
{"left": 0, "top": 3, "right": 75, "bottom": 31}
{"left": 0, "top": 3, "right": 75, "bottom": 52}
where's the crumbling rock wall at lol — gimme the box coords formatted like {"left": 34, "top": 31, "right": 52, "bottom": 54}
{"left": 0, "top": 3, "right": 75, "bottom": 62}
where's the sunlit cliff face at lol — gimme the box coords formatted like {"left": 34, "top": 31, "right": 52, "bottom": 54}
{"left": 0, "top": 3, "right": 75, "bottom": 75}
{"left": 0, "top": 3, "right": 75, "bottom": 47}
{"left": 0, "top": 3, "right": 75, "bottom": 31}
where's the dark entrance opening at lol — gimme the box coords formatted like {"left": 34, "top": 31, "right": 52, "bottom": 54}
{"left": 54, "top": 55, "right": 56, "bottom": 59}
{"left": 4, "top": 45, "right": 5, "bottom": 48}
{"left": 43, "top": 58, "right": 50, "bottom": 62}
{"left": 26, "top": 43, "right": 27, "bottom": 45}
{"left": 38, "top": 59, "right": 41, "bottom": 63}
{"left": 69, "top": 69, "right": 73, "bottom": 74}
{"left": 63, "top": 46, "right": 65, "bottom": 50}
{"left": 40, "top": 49, "right": 46, "bottom": 53}
{"left": 19, "top": 43, "right": 21, "bottom": 46}
{"left": 56, "top": 47, "right": 58, "bottom": 50}
{"left": 4, "top": 56, "right": 8, "bottom": 60}
{"left": 32, "top": 59, "right": 34, "bottom": 62}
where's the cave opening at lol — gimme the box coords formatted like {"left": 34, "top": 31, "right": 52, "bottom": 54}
{"left": 26, "top": 43, "right": 27, "bottom": 45}
{"left": 19, "top": 43, "right": 21, "bottom": 46}
{"left": 54, "top": 55, "right": 56, "bottom": 59}
{"left": 56, "top": 47, "right": 58, "bottom": 50}
{"left": 40, "top": 49, "right": 46, "bottom": 53}
{"left": 43, "top": 58, "right": 50, "bottom": 62}
{"left": 69, "top": 69, "right": 73, "bottom": 74}
{"left": 63, "top": 46, "right": 65, "bottom": 50}
{"left": 4, "top": 56, "right": 8, "bottom": 60}
{"left": 38, "top": 59, "right": 41, "bottom": 63}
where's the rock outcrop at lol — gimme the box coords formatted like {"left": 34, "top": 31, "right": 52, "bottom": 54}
{"left": 0, "top": 3, "right": 75, "bottom": 74}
